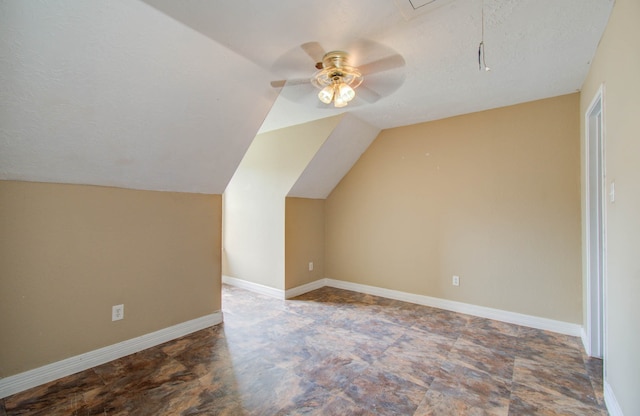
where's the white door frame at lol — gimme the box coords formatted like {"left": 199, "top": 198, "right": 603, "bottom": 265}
{"left": 584, "top": 85, "right": 606, "bottom": 359}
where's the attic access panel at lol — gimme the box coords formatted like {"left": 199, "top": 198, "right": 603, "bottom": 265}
{"left": 395, "top": 0, "right": 457, "bottom": 20}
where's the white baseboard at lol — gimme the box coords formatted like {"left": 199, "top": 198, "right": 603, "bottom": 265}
{"left": 285, "top": 279, "right": 326, "bottom": 299}
{"left": 221, "top": 276, "right": 325, "bottom": 300}
{"left": 224, "top": 275, "right": 582, "bottom": 337}
{"left": 222, "top": 275, "right": 284, "bottom": 299}
{"left": 324, "top": 279, "right": 582, "bottom": 337}
{"left": 1, "top": 278, "right": 587, "bottom": 400}
{"left": 0, "top": 312, "right": 222, "bottom": 399}
{"left": 581, "top": 327, "right": 591, "bottom": 356}
{"left": 604, "top": 381, "right": 624, "bottom": 416}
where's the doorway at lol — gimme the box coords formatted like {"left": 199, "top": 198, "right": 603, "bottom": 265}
{"left": 585, "top": 86, "right": 605, "bottom": 359}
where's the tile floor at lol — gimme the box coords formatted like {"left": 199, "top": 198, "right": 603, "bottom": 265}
{"left": 1, "top": 285, "right": 607, "bottom": 415}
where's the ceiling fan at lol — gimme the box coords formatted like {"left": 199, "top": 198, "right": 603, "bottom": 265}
{"left": 270, "top": 40, "right": 406, "bottom": 108}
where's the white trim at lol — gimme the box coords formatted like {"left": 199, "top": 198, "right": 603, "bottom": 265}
{"left": 222, "top": 275, "right": 284, "bottom": 299}
{"left": 604, "top": 381, "right": 624, "bottom": 416}
{"left": 285, "top": 279, "right": 327, "bottom": 299}
{"left": 581, "top": 327, "right": 590, "bottom": 356}
{"left": 584, "top": 83, "right": 607, "bottom": 359}
{"left": 324, "top": 279, "right": 582, "bottom": 336}
{"left": 223, "top": 276, "right": 582, "bottom": 336}
{"left": 1, "top": 277, "right": 588, "bottom": 400}
{"left": 0, "top": 312, "right": 222, "bottom": 399}
{"left": 222, "top": 275, "right": 325, "bottom": 300}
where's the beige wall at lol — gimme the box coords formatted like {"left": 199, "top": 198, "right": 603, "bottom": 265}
{"left": 285, "top": 197, "right": 325, "bottom": 290}
{"left": 223, "top": 116, "right": 341, "bottom": 290}
{"left": 326, "top": 94, "right": 582, "bottom": 323}
{"left": 580, "top": 0, "right": 640, "bottom": 413}
{"left": 0, "top": 181, "right": 221, "bottom": 377}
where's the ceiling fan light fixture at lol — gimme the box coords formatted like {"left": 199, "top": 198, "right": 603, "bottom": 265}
{"left": 311, "top": 51, "right": 363, "bottom": 107}
{"left": 337, "top": 83, "right": 355, "bottom": 103}
{"left": 333, "top": 95, "right": 348, "bottom": 108}
{"left": 318, "top": 85, "right": 334, "bottom": 104}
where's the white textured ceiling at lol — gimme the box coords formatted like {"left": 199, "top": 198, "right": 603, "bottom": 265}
{"left": 0, "top": 0, "right": 613, "bottom": 194}
{"left": 0, "top": 0, "right": 277, "bottom": 194}
{"left": 142, "top": 0, "right": 613, "bottom": 132}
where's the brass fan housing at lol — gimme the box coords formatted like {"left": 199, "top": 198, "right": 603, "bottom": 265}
{"left": 311, "top": 51, "right": 363, "bottom": 90}
{"left": 311, "top": 51, "right": 363, "bottom": 107}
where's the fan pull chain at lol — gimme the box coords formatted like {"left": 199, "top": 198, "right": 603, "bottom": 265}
{"left": 478, "top": 0, "right": 491, "bottom": 71}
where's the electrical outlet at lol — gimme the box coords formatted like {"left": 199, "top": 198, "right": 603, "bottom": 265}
{"left": 308, "top": 262, "right": 314, "bottom": 271}
{"left": 112, "top": 304, "right": 124, "bottom": 321}
{"left": 452, "top": 275, "right": 460, "bottom": 286}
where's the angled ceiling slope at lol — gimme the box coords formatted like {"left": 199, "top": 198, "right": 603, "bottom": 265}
{"left": 0, "top": 0, "right": 278, "bottom": 194}
{"left": 142, "top": 0, "right": 613, "bottom": 133}
{"left": 288, "top": 114, "right": 380, "bottom": 199}
{"left": 1, "top": 0, "right": 613, "bottom": 195}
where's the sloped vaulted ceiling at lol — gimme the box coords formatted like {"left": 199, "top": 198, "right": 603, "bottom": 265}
{"left": 0, "top": 0, "right": 613, "bottom": 195}
{"left": 288, "top": 114, "right": 381, "bottom": 199}
{"left": 141, "top": 0, "right": 613, "bottom": 133}
{"left": 0, "top": 0, "right": 278, "bottom": 194}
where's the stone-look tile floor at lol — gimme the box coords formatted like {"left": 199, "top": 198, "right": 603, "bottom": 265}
{"left": 2, "top": 285, "right": 607, "bottom": 415}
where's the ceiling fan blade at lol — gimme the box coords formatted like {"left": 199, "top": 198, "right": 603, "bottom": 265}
{"left": 359, "top": 54, "right": 406, "bottom": 75}
{"left": 270, "top": 78, "right": 311, "bottom": 88}
{"left": 356, "top": 85, "right": 382, "bottom": 103}
{"left": 301, "top": 42, "right": 327, "bottom": 64}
